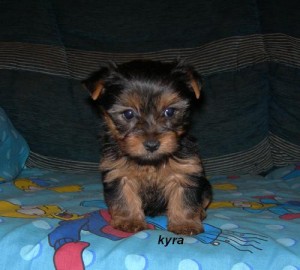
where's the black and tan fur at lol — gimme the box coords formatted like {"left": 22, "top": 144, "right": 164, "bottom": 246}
{"left": 83, "top": 60, "right": 212, "bottom": 235}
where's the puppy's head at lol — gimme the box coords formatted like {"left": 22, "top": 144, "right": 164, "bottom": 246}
{"left": 83, "top": 60, "right": 202, "bottom": 164}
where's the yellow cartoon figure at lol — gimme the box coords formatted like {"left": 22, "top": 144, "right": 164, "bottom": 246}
{"left": 212, "top": 183, "right": 237, "bottom": 191}
{"left": 0, "top": 200, "right": 82, "bottom": 220}
{"left": 14, "top": 178, "right": 82, "bottom": 193}
{"left": 209, "top": 200, "right": 276, "bottom": 210}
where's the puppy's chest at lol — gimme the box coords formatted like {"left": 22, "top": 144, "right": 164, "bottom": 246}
{"left": 102, "top": 155, "right": 202, "bottom": 186}
{"left": 135, "top": 166, "right": 168, "bottom": 215}
{"left": 133, "top": 165, "right": 165, "bottom": 187}
{"left": 121, "top": 163, "right": 174, "bottom": 199}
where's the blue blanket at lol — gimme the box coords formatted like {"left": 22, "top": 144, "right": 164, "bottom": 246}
{"left": 0, "top": 164, "right": 299, "bottom": 270}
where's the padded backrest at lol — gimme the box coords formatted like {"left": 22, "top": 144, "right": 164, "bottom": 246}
{"left": 0, "top": 1, "right": 299, "bottom": 174}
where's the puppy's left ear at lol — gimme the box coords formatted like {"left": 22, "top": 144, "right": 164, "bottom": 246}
{"left": 82, "top": 66, "right": 112, "bottom": 100}
{"left": 172, "top": 61, "right": 202, "bottom": 99}
{"left": 188, "top": 69, "right": 202, "bottom": 99}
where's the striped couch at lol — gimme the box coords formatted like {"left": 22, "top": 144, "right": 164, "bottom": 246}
{"left": 0, "top": 0, "right": 299, "bottom": 175}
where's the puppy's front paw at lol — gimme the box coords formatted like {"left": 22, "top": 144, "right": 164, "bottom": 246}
{"left": 111, "top": 218, "right": 148, "bottom": 233}
{"left": 168, "top": 222, "right": 204, "bottom": 235}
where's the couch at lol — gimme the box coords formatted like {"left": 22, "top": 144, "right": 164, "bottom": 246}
{"left": 0, "top": 1, "right": 299, "bottom": 269}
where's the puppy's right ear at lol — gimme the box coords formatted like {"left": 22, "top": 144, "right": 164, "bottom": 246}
{"left": 82, "top": 67, "right": 111, "bottom": 100}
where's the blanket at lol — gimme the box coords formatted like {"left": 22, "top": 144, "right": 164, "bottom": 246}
{"left": 0, "top": 164, "right": 299, "bottom": 270}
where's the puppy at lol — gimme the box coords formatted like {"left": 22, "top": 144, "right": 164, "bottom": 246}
{"left": 83, "top": 60, "right": 212, "bottom": 235}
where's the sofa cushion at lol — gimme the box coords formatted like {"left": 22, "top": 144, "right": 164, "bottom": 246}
{"left": 0, "top": 1, "right": 299, "bottom": 175}
{"left": 269, "top": 64, "right": 300, "bottom": 165}
{"left": 0, "top": 107, "right": 30, "bottom": 181}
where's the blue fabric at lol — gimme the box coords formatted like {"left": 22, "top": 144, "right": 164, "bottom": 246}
{"left": 0, "top": 107, "right": 29, "bottom": 181}
{"left": 0, "top": 165, "right": 299, "bottom": 269}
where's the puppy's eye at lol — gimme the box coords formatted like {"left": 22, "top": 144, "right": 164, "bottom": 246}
{"left": 123, "top": 109, "right": 135, "bottom": 120}
{"left": 164, "top": 107, "right": 176, "bottom": 118}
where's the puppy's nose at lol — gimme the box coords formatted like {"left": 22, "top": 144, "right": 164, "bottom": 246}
{"left": 143, "top": 140, "right": 160, "bottom": 152}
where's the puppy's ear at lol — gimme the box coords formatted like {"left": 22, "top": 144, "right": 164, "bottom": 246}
{"left": 82, "top": 66, "right": 112, "bottom": 100}
{"left": 173, "top": 61, "right": 202, "bottom": 99}
{"left": 188, "top": 69, "right": 202, "bottom": 99}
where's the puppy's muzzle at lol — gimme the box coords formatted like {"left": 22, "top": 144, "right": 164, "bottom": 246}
{"left": 143, "top": 140, "right": 160, "bottom": 152}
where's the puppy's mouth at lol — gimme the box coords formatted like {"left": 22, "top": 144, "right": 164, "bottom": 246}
{"left": 132, "top": 152, "right": 169, "bottom": 166}
{"left": 121, "top": 132, "right": 179, "bottom": 164}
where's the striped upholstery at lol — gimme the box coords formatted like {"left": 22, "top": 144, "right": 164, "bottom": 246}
{"left": 1, "top": 34, "right": 300, "bottom": 79}
{"left": 25, "top": 152, "right": 99, "bottom": 173}
{"left": 0, "top": 1, "right": 299, "bottom": 175}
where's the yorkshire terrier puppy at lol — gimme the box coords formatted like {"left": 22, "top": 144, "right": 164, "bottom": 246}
{"left": 83, "top": 60, "right": 212, "bottom": 235}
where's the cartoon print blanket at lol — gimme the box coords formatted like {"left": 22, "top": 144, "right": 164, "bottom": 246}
{"left": 0, "top": 164, "right": 299, "bottom": 270}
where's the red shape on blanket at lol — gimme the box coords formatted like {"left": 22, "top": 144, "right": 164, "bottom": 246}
{"left": 280, "top": 213, "right": 300, "bottom": 220}
{"left": 54, "top": 242, "right": 90, "bottom": 270}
